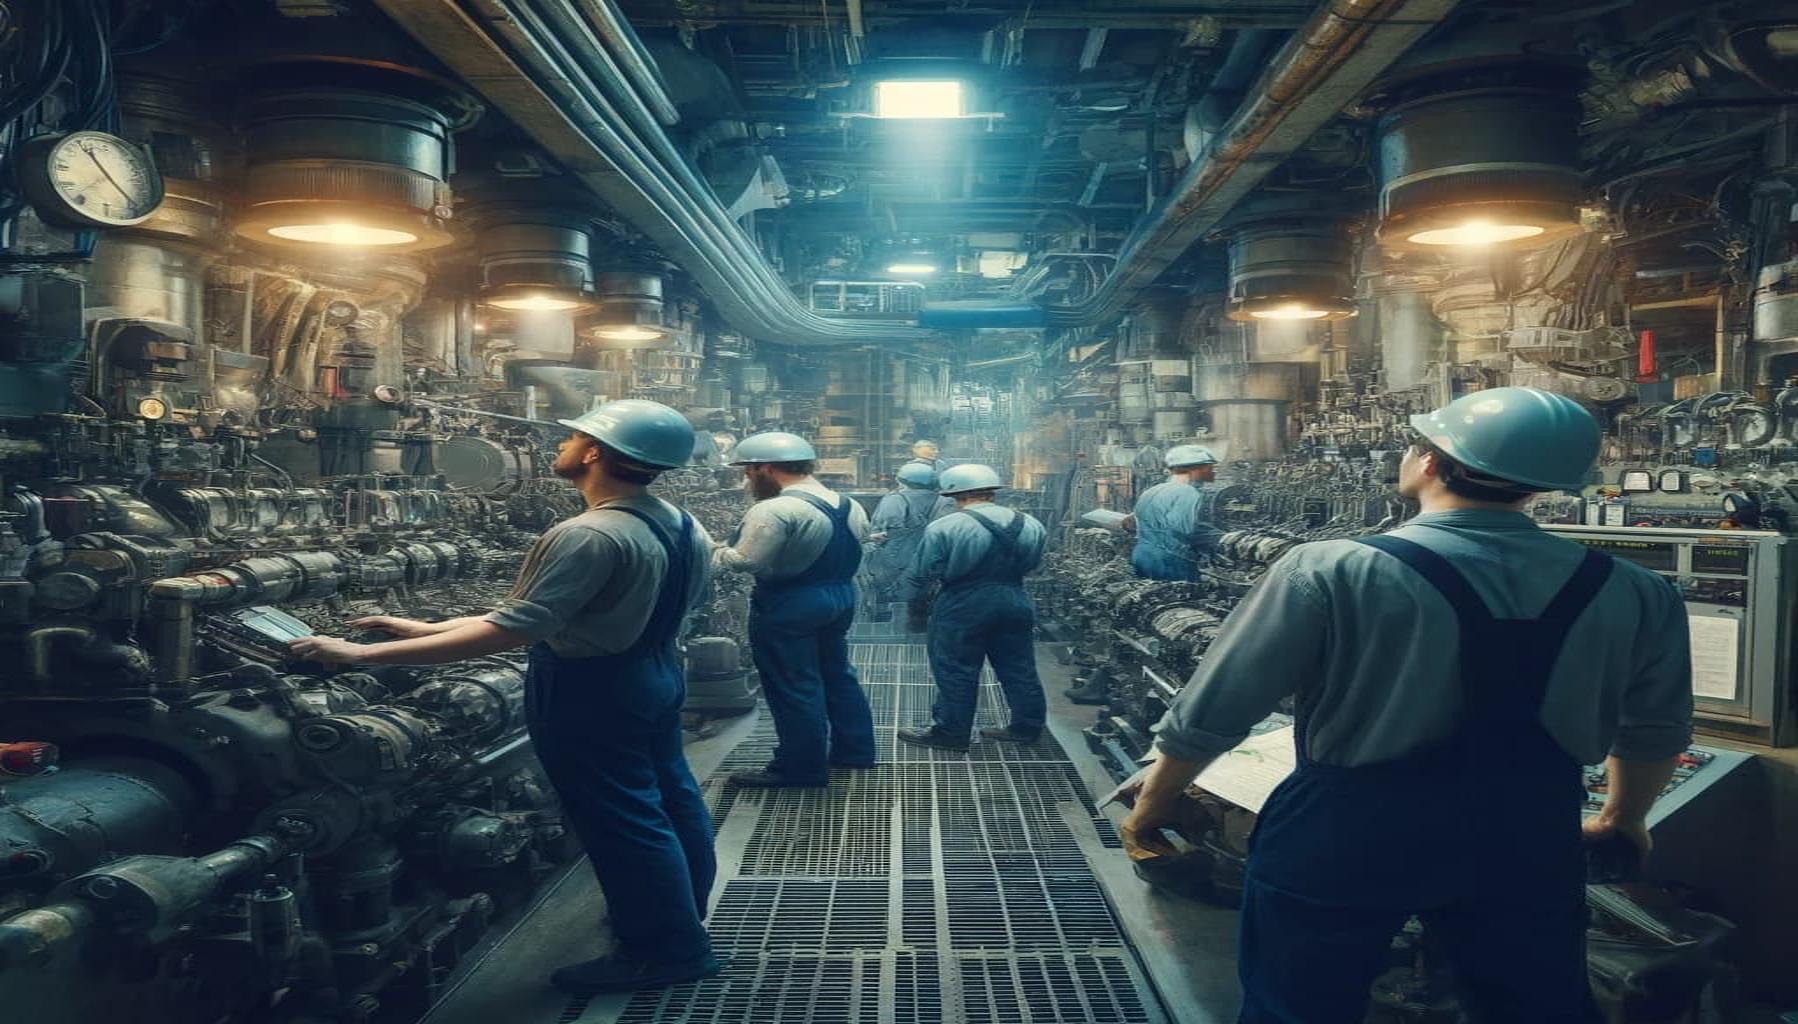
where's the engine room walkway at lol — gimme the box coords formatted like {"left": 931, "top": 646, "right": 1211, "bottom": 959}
{"left": 425, "top": 622, "right": 1236, "bottom": 1023}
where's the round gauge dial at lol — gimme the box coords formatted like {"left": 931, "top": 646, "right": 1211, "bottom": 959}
{"left": 136, "top": 397, "right": 169, "bottom": 421}
{"left": 19, "top": 131, "right": 165, "bottom": 228}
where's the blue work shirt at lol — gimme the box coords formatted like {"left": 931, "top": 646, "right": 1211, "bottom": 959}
{"left": 1152, "top": 509, "right": 1694, "bottom": 768}
{"left": 1131, "top": 479, "right": 1223, "bottom": 577}
{"left": 871, "top": 487, "right": 955, "bottom": 533}
{"left": 903, "top": 503, "right": 1047, "bottom": 601}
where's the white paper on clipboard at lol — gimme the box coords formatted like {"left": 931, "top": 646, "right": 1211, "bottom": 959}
{"left": 1081, "top": 509, "right": 1129, "bottom": 530}
{"left": 1192, "top": 726, "right": 1297, "bottom": 814}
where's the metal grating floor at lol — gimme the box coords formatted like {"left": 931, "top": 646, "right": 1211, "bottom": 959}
{"left": 603, "top": 640, "right": 1168, "bottom": 1024}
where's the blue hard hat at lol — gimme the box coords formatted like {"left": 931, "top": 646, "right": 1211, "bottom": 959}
{"left": 1409, "top": 387, "right": 1600, "bottom": 492}
{"left": 896, "top": 463, "right": 937, "bottom": 488}
{"left": 1164, "top": 444, "right": 1219, "bottom": 468}
{"left": 558, "top": 399, "right": 695, "bottom": 469}
{"left": 939, "top": 463, "right": 1003, "bottom": 495}
{"left": 729, "top": 431, "right": 818, "bottom": 464}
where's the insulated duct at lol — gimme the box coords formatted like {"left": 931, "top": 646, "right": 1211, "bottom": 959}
{"left": 1043, "top": 0, "right": 1459, "bottom": 327}
{"left": 371, "top": 0, "right": 927, "bottom": 346}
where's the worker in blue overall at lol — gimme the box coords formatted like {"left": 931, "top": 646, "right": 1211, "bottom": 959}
{"left": 714, "top": 431, "right": 876, "bottom": 787}
{"left": 867, "top": 461, "right": 954, "bottom": 605}
{"left": 1124, "top": 444, "right": 1222, "bottom": 580}
{"left": 1114, "top": 388, "right": 1694, "bottom": 1023}
{"left": 896, "top": 464, "right": 1050, "bottom": 752}
{"left": 290, "top": 399, "right": 722, "bottom": 994}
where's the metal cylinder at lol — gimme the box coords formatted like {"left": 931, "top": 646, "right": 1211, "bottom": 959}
{"left": 477, "top": 210, "right": 596, "bottom": 310}
{"left": 1193, "top": 362, "right": 1305, "bottom": 460}
{"left": 234, "top": 89, "right": 455, "bottom": 252}
{"left": 1380, "top": 291, "right": 1438, "bottom": 392}
{"left": 0, "top": 757, "right": 196, "bottom": 887}
{"left": 1226, "top": 220, "right": 1355, "bottom": 321}
{"left": 1376, "top": 66, "right": 1583, "bottom": 251}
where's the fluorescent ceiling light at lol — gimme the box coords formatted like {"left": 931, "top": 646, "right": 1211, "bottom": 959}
{"left": 875, "top": 81, "right": 964, "bottom": 119}
{"left": 886, "top": 262, "right": 938, "bottom": 275}
{"left": 487, "top": 293, "right": 584, "bottom": 311}
{"left": 265, "top": 222, "right": 419, "bottom": 246}
{"left": 1406, "top": 221, "right": 1546, "bottom": 247}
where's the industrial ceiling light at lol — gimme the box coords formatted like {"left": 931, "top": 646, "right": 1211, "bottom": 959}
{"left": 475, "top": 206, "right": 597, "bottom": 313}
{"left": 586, "top": 270, "right": 668, "bottom": 345}
{"left": 874, "top": 81, "right": 964, "bottom": 119}
{"left": 234, "top": 89, "right": 456, "bottom": 252}
{"left": 1374, "top": 62, "right": 1584, "bottom": 252}
{"left": 1221, "top": 201, "right": 1357, "bottom": 323}
{"left": 886, "top": 262, "right": 938, "bottom": 276}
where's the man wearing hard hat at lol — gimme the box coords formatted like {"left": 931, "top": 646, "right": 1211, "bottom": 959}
{"left": 291, "top": 400, "right": 722, "bottom": 995}
{"left": 1123, "top": 443, "right": 1223, "bottom": 580}
{"left": 1115, "top": 388, "right": 1694, "bottom": 1022}
{"left": 714, "top": 431, "right": 877, "bottom": 787}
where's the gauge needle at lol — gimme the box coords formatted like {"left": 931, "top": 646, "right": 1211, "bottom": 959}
{"left": 84, "top": 147, "right": 133, "bottom": 202}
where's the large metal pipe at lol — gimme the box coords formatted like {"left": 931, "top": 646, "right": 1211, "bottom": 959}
{"left": 571, "top": 0, "right": 680, "bottom": 127}
{"left": 374, "top": 0, "right": 926, "bottom": 346}
{"left": 1048, "top": 0, "right": 1459, "bottom": 327}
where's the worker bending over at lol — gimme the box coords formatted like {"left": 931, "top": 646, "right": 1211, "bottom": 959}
{"left": 290, "top": 400, "right": 720, "bottom": 995}
{"left": 1125, "top": 444, "right": 1222, "bottom": 580}
{"left": 1119, "top": 388, "right": 1693, "bottom": 1023}
{"left": 867, "top": 462, "right": 954, "bottom": 605}
{"left": 898, "top": 464, "right": 1049, "bottom": 752}
{"left": 713, "top": 431, "right": 876, "bottom": 787}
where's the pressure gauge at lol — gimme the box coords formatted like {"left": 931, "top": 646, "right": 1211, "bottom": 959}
{"left": 136, "top": 397, "right": 169, "bottom": 421}
{"left": 17, "top": 131, "right": 165, "bottom": 228}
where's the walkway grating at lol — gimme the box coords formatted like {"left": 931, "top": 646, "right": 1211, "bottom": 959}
{"left": 583, "top": 638, "right": 1169, "bottom": 1024}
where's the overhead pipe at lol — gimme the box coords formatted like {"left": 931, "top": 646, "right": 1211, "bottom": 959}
{"left": 571, "top": 0, "right": 681, "bottom": 127}
{"left": 373, "top": 0, "right": 927, "bottom": 346}
{"left": 1047, "top": 0, "right": 1460, "bottom": 327}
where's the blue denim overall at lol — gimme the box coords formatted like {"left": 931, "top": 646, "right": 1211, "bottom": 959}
{"left": 926, "top": 508, "right": 1047, "bottom": 741}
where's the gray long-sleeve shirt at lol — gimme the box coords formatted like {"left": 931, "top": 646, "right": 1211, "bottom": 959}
{"left": 483, "top": 495, "right": 713, "bottom": 658}
{"left": 711, "top": 479, "right": 870, "bottom": 580}
{"left": 1153, "top": 509, "right": 1694, "bottom": 767}
{"left": 903, "top": 504, "right": 1048, "bottom": 600}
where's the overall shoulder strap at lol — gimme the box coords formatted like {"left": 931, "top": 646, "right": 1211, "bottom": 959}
{"left": 1356, "top": 533, "right": 1491, "bottom": 625}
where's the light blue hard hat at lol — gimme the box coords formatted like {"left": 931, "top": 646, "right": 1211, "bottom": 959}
{"left": 558, "top": 399, "right": 696, "bottom": 469}
{"left": 896, "top": 463, "right": 937, "bottom": 488}
{"left": 1164, "top": 444, "right": 1219, "bottom": 468}
{"left": 1409, "top": 386, "right": 1600, "bottom": 492}
{"left": 729, "top": 431, "right": 818, "bottom": 464}
{"left": 939, "top": 463, "right": 1003, "bottom": 495}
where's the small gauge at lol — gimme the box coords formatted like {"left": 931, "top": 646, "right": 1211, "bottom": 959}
{"left": 17, "top": 131, "right": 165, "bottom": 229}
{"left": 372, "top": 384, "right": 403, "bottom": 404}
{"left": 136, "top": 397, "right": 169, "bottom": 421}
{"left": 1658, "top": 470, "right": 1685, "bottom": 493}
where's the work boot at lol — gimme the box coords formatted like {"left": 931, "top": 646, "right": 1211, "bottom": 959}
{"left": 550, "top": 951, "right": 725, "bottom": 995}
{"left": 897, "top": 725, "right": 969, "bottom": 752}
{"left": 729, "top": 769, "right": 827, "bottom": 788}
{"left": 979, "top": 725, "right": 1043, "bottom": 743}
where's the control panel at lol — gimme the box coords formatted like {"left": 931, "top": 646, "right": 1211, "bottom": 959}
{"left": 1545, "top": 525, "right": 1796, "bottom": 746}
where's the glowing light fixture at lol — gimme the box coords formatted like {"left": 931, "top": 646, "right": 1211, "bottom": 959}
{"left": 886, "top": 262, "right": 938, "bottom": 276}
{"left": 875, "top": 81, "right": 964, "bottom": 119}
{"left": 266, "top": 222, "right": 420, "bottom": 247}
{"left": 593, "top": 324, "right": 665, "bottom": 343}
{"left": 487, "top": 293, "right": 585, "bottom": 312}
{"left": 234, "top": 89, "right": 456, "bottom": 253}
{"left": 1374, "top": 63, "right": 1582, "bottom": 252}
{"left": 1249, "top": 306, "right": 1331, "bottom": 321}
{"left": 1405, "top": 221, "right": 1547, "bottom": 248}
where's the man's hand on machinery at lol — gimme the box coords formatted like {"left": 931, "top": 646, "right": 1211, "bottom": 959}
{"left": 289, "top": 635, "right": 369, "bottom": 664}
{"left": 1119, "top": 797, "right": 1183, "bottom": 861}
{"left": 1582, "top": 812, "right": 1652, "bottom": 871}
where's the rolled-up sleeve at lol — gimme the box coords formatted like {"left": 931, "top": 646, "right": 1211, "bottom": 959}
{"left": 1612, "top": 576, "right": 1695, "bottom": 760}
{"left": 1152, "top": 558, "right": 1328, "bottom": 760}
{"left": 713, "top": 503, "right": 787, "bottom": 576}
{"left": 484, "top": 527, "right": 616, "bottom": 640}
